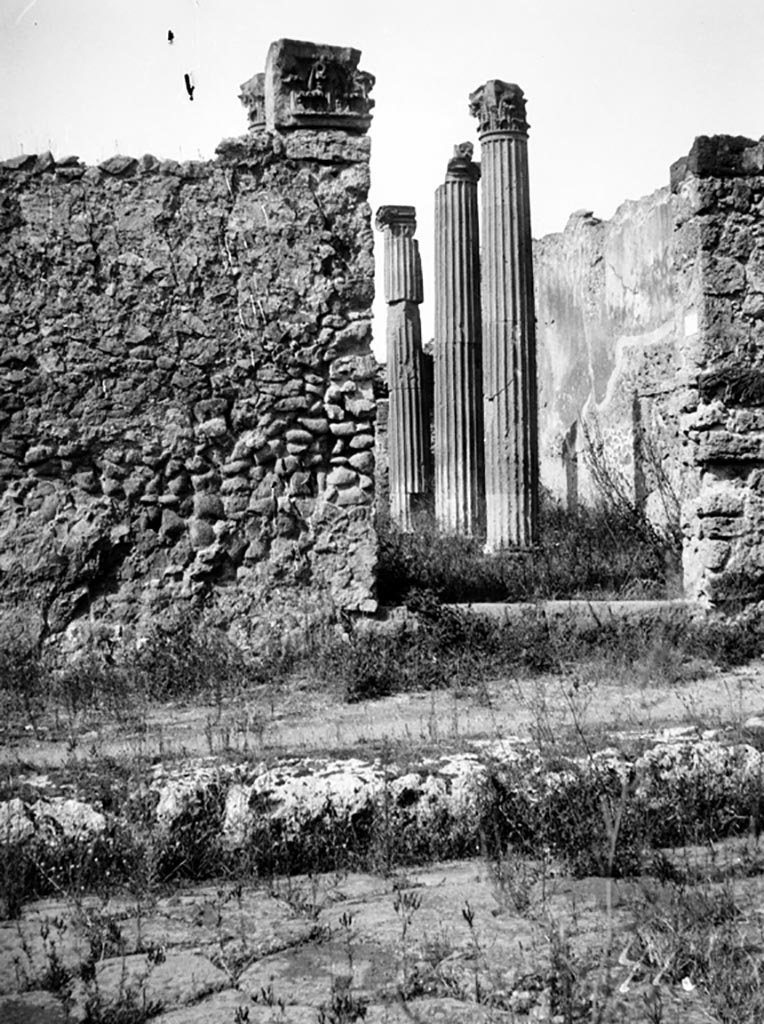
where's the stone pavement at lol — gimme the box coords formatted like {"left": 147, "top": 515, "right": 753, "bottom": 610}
{"left": 0, "top": 859, "right": 719, "bottom": 1023}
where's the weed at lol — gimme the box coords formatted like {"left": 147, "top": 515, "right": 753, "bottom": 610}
{"left": 317, "top": 974, "right": 368, "bottom": 1024}
{"left": 460, "top": 900, "right": 483, "bottom": 1003}
{"left": 393, "top": 886, "right": 423, "bottom": 999}
{"left": 376, "top": 489, "right": 681, "bottom": 605}
{"left": 252, "top": 979, "right": 284, "bottom": 1010}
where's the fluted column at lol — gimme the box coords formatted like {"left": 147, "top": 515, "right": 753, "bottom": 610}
{"left": 375, "top": 206, "right": 431, "bottom": 530}
{"left": 434, "top": 143, "right": 485, "bottom": 535}
{"left": 470, "top": 80, "right": 539, "bottom": 549}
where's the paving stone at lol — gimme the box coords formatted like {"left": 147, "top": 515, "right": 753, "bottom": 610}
{"left": 70, "top": 951, "right": 229, "bottom": 1018}
{"left": 0, "top": 990, "right": 67, "bottom": 1023}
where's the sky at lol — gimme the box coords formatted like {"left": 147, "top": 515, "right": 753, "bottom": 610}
{"left": 2, "top": 0, "right": 764, "bottom": 354}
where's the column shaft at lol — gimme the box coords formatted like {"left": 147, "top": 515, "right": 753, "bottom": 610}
{"left": 433, "top": 147, "right": 484, "bottom": 534}
{"left": 471, "top": 81, "right": 539, "bottom": 549}
{"left": 376, "top": 206, "right": 431, "bottom": 530}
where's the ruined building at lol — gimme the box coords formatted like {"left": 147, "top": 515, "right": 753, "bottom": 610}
{"left": 2, "top": 41, "right": 764, "bottom": 637}
{"left": 379, "top": 96, "right": 764, "bottom": 607}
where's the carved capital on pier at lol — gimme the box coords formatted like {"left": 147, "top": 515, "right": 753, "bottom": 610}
{"left": 266, "top": 39, "right": 374, "bottom": 133}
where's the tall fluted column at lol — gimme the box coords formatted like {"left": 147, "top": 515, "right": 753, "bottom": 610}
{"left": 375, "top": 206, "right": 431, "bottom": 529}
{"left": 434, "top": 143, "right": 485, "bottom": 535}
{"left": 470, "top": 80, "right": 539, "bottom": 549}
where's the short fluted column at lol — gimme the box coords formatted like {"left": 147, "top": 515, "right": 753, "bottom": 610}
{"left": 434, "top": 143, "right": 485, "bottom": 535}
{"left": 375, "top": 206, "right": 431, "bottom": 529}
{"left": 470, "top": 80, "right": 539, "bottom": 549}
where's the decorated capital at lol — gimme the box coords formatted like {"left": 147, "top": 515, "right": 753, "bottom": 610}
{"left": 375, "top": 205, "right": 417, "bottom": 237}
{"left": 265, "top": 39, "right": 374, "bottom": 133}
{"left": 239, "top": 72, "right": 266, "bottom": 130}
{"left": 375, "top": 206, "right": 422, "bottom": 304}
{"left": 445, "top": 142, "right": 481, "bottom": 184}
{"left": 469, "top": 80, "right": 528, "bottom": 137}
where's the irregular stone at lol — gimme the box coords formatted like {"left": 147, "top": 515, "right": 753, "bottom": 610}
{"left": 196, "top": 418, "right": 228, "bottom": 440}
{"left": 188, "top": 518, "right": 216, "bottom": 550}
{"left": 348, "top": 433, "right": 374, "bottom": 450}
{"left": 99, "top": 155, "right": 138, "bottom": 176}
{"left": 335, "top": 486, "right": 371, "bottom": 506}
{"left": 285, "top": 429, "right": 314, "bottom": 446}
{"left": 160, "top": 509, "right": 186, "bottom": 539}
{"left": 329, "top": 422, "right": 356, "bottom": 437}
{"left": 348, "top": 452, "right": 374, "bottom": 474}
{"left": 150, "top": 990, "right": 256, "bottom": 1023}
{"left": 298, "top": 417, "right": 329, "bottom": 434}
{"left": 72, "top": 952, "right": 228, "bottom": 1018}
{"left": 0, "top": 797, "right": 34, "bottom": 844}
{"left": 194, "top": 494, "right": 224, "bottom": 521}
{"left": 327, "top": 467, "right": 357, "bottom": 487}
{"left": 274, "top": 396, "right": 309, "bottom": 413}
{"left": 345, "top": 397, "right": 375, "bottom": 417}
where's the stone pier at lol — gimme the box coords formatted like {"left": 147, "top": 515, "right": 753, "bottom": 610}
{"left": 433, "top": 143, "right": 485, "bottom": 534}
{"left": 470, "top": 80, "right": 539, "bottom": 548}
{"left": 375, "top": 206, "right": 431, "bottom": 529}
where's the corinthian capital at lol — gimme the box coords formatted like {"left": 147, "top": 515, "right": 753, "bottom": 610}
{"left": 469, "top": 80, "right": 528, "bottom": 136}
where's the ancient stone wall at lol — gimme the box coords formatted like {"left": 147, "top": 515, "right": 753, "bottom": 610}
{"left": 534, "top": 190, "right": 691, "bottom": 529}
{"left": 535, "top": 132, "right": 764, "bottom": 605}
{"left": 674, "top": 135, "right": 764, "bottom": 603}
{"left": 0, "top": 126, "right": 377, "bottom": 643}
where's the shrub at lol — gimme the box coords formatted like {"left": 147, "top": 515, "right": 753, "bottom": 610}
{"left": 376, "top": 491, "right": 681, "bottom": 605}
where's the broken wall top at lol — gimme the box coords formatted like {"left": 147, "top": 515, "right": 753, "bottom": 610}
{"left": 671, "top": 134, "right": 764, "bottom": 188}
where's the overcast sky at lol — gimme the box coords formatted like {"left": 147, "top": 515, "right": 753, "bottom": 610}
{"left": 2, "top": 0, "right": 764, "bottom": 353}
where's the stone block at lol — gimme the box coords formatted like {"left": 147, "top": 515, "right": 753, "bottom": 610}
{"left": 265, "top": 39, "right": 374, "bottom": 133}
{"left": 696, "top": 489, "right": 744, "bottom": 517}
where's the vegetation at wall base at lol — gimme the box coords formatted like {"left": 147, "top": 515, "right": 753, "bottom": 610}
{"left": 375, "top": 492, "right": 682, "bottom": 606}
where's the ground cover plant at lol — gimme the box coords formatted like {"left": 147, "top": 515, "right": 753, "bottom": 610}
{"left": 376, "top": 490, "right": 682, "bottom": 605}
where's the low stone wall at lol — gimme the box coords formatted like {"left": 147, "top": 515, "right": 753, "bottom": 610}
{"left": 0, "top": 127, "right": 377, "bottom": 643}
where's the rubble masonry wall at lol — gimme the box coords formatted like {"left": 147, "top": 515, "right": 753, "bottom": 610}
{"left": 0, "top": 131, "right": 377, "bottom": 643}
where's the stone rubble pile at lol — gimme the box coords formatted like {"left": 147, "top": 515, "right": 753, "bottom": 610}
{"left": 3, "top": 735, "right": 762, "bottom": 855}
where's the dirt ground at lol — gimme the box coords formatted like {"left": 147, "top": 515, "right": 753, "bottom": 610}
{"left": 3, "top": 658, "right": 764, "bottom": 767}
{"left": 3, "top": 658, "right": 764, "bottom": 1022}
